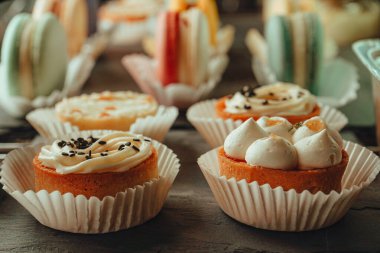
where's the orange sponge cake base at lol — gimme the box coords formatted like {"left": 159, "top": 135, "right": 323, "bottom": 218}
{"left": 215, "top": 97, "right": 321, "bottom": 124}
{"left": 218, "top": 147, "right": 348, "bottom": 194}
{"left": 33, "top": 148, "right": 158, "bottom": 199}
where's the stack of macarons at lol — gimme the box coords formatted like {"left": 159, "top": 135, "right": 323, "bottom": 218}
{"left": 156, "top": 3, "right": 210, "bottom": 87}
{"left": 33, "top": 0, "right": 98, "bottom": 58}
{"left": 265, "top": 12, "right": 323, "bottom": 90}
{"left": 1, "top": 13, "right": 67, "bottom": 99}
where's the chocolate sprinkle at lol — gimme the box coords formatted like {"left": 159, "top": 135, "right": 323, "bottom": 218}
{"left": 77, "top": 152, "right": 85, "bottom": 155}
{"left": 244, "top": 104, "right": 252, "bottom": 110}
{"left": 62, "top": 152, "right": 69, "bottom": 156}
{"left": 144, "top": 139, "right": 151, "bottom": 142}
{"left": 133, "top": 138, "right": 141, "bottom": 142}
{"left": 269, "top": 92, "right": 274, "bottom": 96}
{"left": 118, "top": 144, "right": 125, "bottom": 151}
{"left": 125, "top": 142, "right": 131, "bottom": 146}
{"left": 69, "top": 153, "right": 75, "bottom": 157}
{"left": 85, "top": 155, "right": 92, "bottom": 160}
{"left": 101, "top": 153, "right": 108, "bottom": 156}
{"left": 282, "top": 97, "right": 288, "bottom": 101}
{"left": 58, "top": 141, "right": 66, "bottom": 148}
{"left": 98, "top": 141, "right": 106, "bottom": 145}
{"left": 262, "top": 100, "right": 269, "bottom": 105}
{"left": 132, "top": 145, "right": 140, "bottom": 152}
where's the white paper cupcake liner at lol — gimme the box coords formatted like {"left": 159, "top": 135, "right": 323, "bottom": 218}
{"left": 26, "top": 105, "right": 178, "bottom": 142}
{"left": 0, "top": 130, "right": 180, "bottom": 233}
{"left": 197, "top": 141, "right": 380, "bottom": 231}
{"left": 187, "top": 99, "right": 348, "bottom": 148}
{"left": 122, "top": 54, "right": 229, "bottom": 109}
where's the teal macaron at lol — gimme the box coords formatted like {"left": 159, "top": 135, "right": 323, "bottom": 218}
{"left": 1, "top": 13, "right": 68, "bottom": 99}
{"left": 265, "top": 13, "right": 324, "bottom": 91}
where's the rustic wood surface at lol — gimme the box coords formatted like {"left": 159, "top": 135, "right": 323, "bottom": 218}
{"left": 0, "top": 13, "right": 379, "bottom": 253}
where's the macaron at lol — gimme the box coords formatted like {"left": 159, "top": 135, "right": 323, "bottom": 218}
{"left": 265, "top": 13, "right": 323, "bottom": 90}
{"left": 197, "top": 0, "right": 219, "bottom": 46}
{"left": 1, "top": 13, "right": 68, "bottom": 99}
{"left": 155, "top": 11, "right": 180, "bottom": 86}
{"left": 33, "top": 0, "right": 89, "bottom": 58}
{"left": 179, "top": 8, "right": 209, "bottom": 87}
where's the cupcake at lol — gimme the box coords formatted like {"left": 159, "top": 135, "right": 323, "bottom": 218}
{"left": 197, "top": 120, "right": 379, "bottom": 231}
{"left": 215, "top": 83, "right": 320, "bottom": 124}
{"left": 34, "top": 131, "right": 157, "bottom": 199}
{"left": 1, "top": 130, "right": 180, "bottom": 233}
{"left": 55, "top": 91, "right": 158, "bottom": 131}
{"left": 218, "top": 117, "right": 348, "bottom": 194}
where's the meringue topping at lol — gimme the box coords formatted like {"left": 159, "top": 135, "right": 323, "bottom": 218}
{"left": 292, "top": 116, "right": 343, "bottom": 147}
{"left": 224, "top": 118, "right": 268, "bottom": 160}
{"left": 245, "top": 135, "right": 298, "bottom": 170}
{"left": 294, "top": 129, "right": 342, "bottom": 170}
{"left": 257, "top": 116, "right": 294, "bottom": 141}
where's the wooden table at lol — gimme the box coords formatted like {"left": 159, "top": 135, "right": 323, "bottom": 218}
{"left": 1, "top": 13, "right": 380, "bottom": 253}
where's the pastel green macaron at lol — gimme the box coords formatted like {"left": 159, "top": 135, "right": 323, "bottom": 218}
{"left": 265, "top": 13, "right": 324, "bottom": 91}
{"left": 1, "top": 13, "right": 67, "bottom": 99}
{"left": 1, "top": 13, "right": 30, "bottom": 97}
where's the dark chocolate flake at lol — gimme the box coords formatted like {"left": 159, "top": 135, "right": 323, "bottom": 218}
{"left": 269, "top": 92, "right": 274, "bottom": 96}
{"left": 262, "top": 100, "right": 269, "bottom": 105}
{"left": 77, "top": 152, "right": 85, "bottom": 155}
{"left": 69, "top": 153, "right": 75, "bottom": 157}
{"left": 62, "top": 152, "right": 69, "bottom": 156}
{"left": 85, "top": 155, "right": 92, "bottom": 160}
{"left": 133, "top": 138, "right": 141, "bottom": 142}
{"left": 244, "top": 104, "right": 252, "bottom": 110}
{"left": 118, "top": 145, "right": 125, "bottom": 151}
{"left": 132, "top": 145, "right": 140, "bottom": 152}
{"left": 98, "top": 141, "right": 106, "bottom": 145}
{"left": 58, "top": 141, "right": 66, "bottom": 148}
{"left": 101, "top": 153, "right": 108, "bottom": 156}
{"left": 144, "top": 139, "right": 151, "bottom": 142}
{"left": 125, "top": 142, "right": 131, "bottom": 146}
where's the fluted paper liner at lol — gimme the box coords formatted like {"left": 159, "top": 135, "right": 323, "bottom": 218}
{"left": 187, "top": 99, "right": 348, "bottom": 148}
{"left": 26, "top": 105, "right": 178, "bottom": 142}
{"left": 122, "top": 54, "right": 229, "bottom": 109}
{"left": 197, "top": 141, "right": 380, "bottom": 231}
{"left": 0, "top": 130, "right": 180, "bottom": 233}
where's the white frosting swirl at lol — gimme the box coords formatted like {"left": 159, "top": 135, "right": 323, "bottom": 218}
{"left": 257, "top": 116, "right": 294, "bottom": 141}
{"left": 224, "top": 118, "right": 268, "bottom": 160}
{"left": 292, "top": 117, "right": 343, "bottom": 147}
{"left": 224, "top": 83, "right": 317, "bottom": 116}
{"left": 294, "top": 129, "right": 342, "bottom": 170}
{"left": 245, "top": 135, "right": 298, "bottom": 170}
{"left": 38, "top": 132, "right": 152, "bottom": 174}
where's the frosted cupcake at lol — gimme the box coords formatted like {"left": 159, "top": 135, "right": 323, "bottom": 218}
{"left": 219, "top": 117, "right": 347, "bottom": 193}
{"left": 34, "top": 131, "right": 157, "bottom": 199}
{"left": 55, "top": 91, "right": 158, "bottom": 131}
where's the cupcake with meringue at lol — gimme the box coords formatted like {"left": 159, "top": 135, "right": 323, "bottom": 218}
{"left": 34, "top": 131, "right": 158, "bottom": 199}
{"left": 215, "top": 82, "right": 320, "bottom": 124}
{"left": 218, "top": 117, "right": 348, "bottom": 193}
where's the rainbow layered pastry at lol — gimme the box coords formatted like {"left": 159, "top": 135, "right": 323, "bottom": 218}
{"left": 156, "top": 6, "right": 209, "bottom": 87}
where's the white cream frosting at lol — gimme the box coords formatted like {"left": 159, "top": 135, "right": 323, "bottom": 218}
{"left": 224, "top": 116, "right": 344, "bottom": 170}
{"left": 257, "top": 116, "right": 294, "bottom": 141}
{"left": 38, "top": 132, "right": 153, "bottom": 174}
{"left": 224, "top": 118, "right": 268, "bottom": 160}
{"left": 55, "top": 91, "right": 158, "bottom": 119}
{"left": 224, "top": 83, "right": 317, "bottom": 116}
{"left": 292, "top": 117, "right": 343, "bottom": 147}
{"left": 245, "top": 135, "right": 298, "bottom": 170}
{"left": 294, "top": 129, "right": 342, "bottom": 170}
